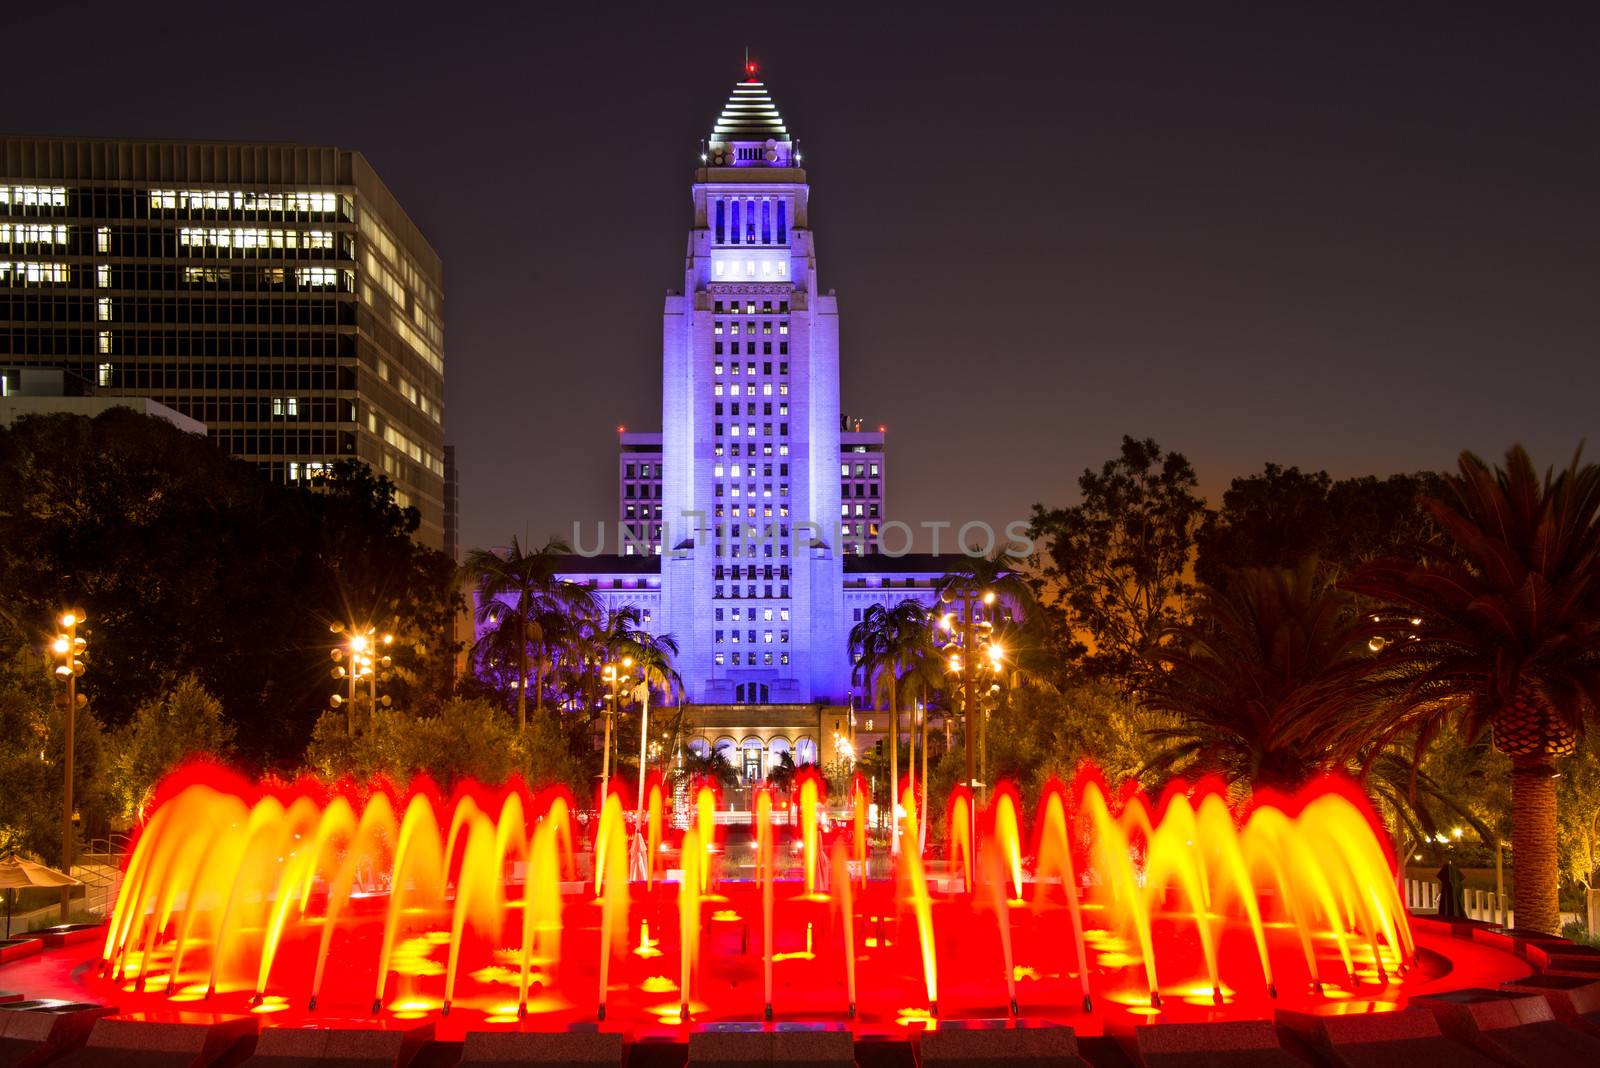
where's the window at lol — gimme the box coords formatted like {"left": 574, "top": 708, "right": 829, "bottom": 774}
{"left": 0, "top": 223, "right": 67, "bottom": 245}
{"left": 295, "top": 266, "right": 342, "bottom": 287}
{"left": 0, "top": 186, "right": 66, "bottom": 208}
{"left": 178, "top": 228, "right": 334, "bottom": 250}
{"left": 0, "top": 261, "right": 69, "bottom": 285}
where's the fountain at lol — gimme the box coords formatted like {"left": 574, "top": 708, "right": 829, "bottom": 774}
{"left": 0, "top": 761, "right": 1544, "bottom": 1047}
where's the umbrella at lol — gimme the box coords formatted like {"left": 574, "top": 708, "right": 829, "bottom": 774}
{"left": 0, "top": 857, "right": 80, "bottom": 939}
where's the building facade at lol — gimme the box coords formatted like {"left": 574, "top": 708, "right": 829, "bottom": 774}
{"left": 656, "top": 71, "right": 846, "bottom": 707}
{"left": 616, "top": 418, "right": 884, "bottom": 557}
{"left": 481, "top": 69, "right": 964, "bottom": 785}
{"left": 0, "top": 139, "right": 446, "bottom": 547}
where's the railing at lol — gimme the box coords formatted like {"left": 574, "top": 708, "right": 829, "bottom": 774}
{"left": 1403, "top": 876, "right": 1511, "bottom": 927}
{"left": 72, "top": 833, "right": 129, "bottom": 917}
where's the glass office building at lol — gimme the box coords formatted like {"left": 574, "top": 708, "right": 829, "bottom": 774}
{"left": 0, "top": 139, "right": 445, "bottom": 546}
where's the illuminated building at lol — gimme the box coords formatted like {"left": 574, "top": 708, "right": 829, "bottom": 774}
{"left": 617, "top": 417, "right": 884, "bottom": 556}
{"left": 0, "top": 139, "right": 446, "bottom": 547}
{"left": 480, "top": 65, "right": 951, "bottom": 782}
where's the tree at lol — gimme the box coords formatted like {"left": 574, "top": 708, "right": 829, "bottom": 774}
{"left": 767, "top": 749, "right": 798, "bottom": 795}
{"left": 1029, "top": 436, "right": 1205, "bottom": 686}
{"left": 304, "top": 697, "right": 532, "bottom": 792}
{"left": 677, "top": 746, "right": 739, "bottom": 792}
{"left": 980, "top": 681, "right": 1154, "bottom": 798}
{"left": 0, "top": 651, "right": 107, "bottom": 862}
{"left": 849, "top": 599, "right": 934, "bottom": 850}
{"left": 1142, "top": 560, "right": 1393, "bottom": 790}
{"left": 0, "top": 411, "right": 460, "bottom": 766}
{"left": 934, "top": 549, "right": 1040, "bottom": 792}
{"left": 608, "top": 627, "right": 682, "bottom": 786}
{"left": 465, "top": 537, "right": 593, "bottom": 729}
{"left": 1195, "top": 464, "right": 1443, "bottom": 587}
{"left": 108, "top": 675, "right": 234, "bottom": 822}
{"left": 1343, "top": 446, "right": 1600, "bottom": 933}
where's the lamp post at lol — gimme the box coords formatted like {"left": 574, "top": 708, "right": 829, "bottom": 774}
{"left": 635, "top": 662, "right": 652, "bottom": 825}
{"left": 940, "top": 588, "right": 994, "bottom": 804}
{"left": 600, "top": 657, "right": 632, "bottom": 803}
{"left": 982, "top": 641, "right": 1006, "bottom": 802}
{"left": 50, "top": 610, "right": 86, "bottom": 922}
{"left": 330, "top": 623, "right": 393, "bottom": 736}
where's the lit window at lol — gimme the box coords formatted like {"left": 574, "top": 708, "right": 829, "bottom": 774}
{"left": 296, "top": 266, "right": 341, "bottom": 287}
{"left": 96, "top": 298, "right": 113, "bottom": 321}
{"left": 179, "top": 228, "right": 334, "bottom": 250}
{"left": 97, "top": 363, "right": 112, "bottom": 386}
{"left": 96, "top": 332, "right": 112, "bottom": 355}
{"left": 0, "top": 223, "right": 68, "bottom": 245}
{"left": 0, "top": 186, "right": 67, "bottom": 208}
{"left": 97, "top": 227, "right": 110, "bottom": 254}
{"left": 0, "top": 261, "right": 69, "bottom": 285}
{"left": 149, "top": 189, "right": 338, "bottom": 213}
{"left": 95, "top": 265, "right": 110, "bottom": 288}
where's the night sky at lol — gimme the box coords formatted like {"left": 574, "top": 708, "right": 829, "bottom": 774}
{"left": 11, "top": 4, "right": 1597, "bottom": 553}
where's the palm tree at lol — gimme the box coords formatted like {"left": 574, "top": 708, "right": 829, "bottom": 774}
{"left": 850, "top": 599, "right": 934, "bottom": 852}
{"left": 570, "top": 604, "right": 647, "bottom": 710}
{"left": 935, "top": 550, "right": 1037, "bottom": 800}
{"left": 1143, "top": 559, "right": 1393, "bottom": 789}
{"left": 767, "top": 749, "right": 798, "bottom": 795}
{"left": 679, "top": 746, "right": 740, "bottom": 792}
{"left": 1343, "top": 446, "right": 1600, "bottom": 933}
{"left": 464, "top": 536, "right": 594, "bottom": 729}
{"left": 611, "top": 626, "right": 682, "bottom": 783}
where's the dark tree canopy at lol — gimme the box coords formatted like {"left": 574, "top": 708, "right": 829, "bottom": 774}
{"left": 1029, "top": 435, "right": 1205, "bottom": 686}
{"left": 0, "top": 410, "right": 460, "bottom": 766}
{"left": 1195, "top": 463, "right": 1442, "bottom": 587}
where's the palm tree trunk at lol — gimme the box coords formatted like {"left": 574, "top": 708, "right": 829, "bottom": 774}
{"left": 919, "top": 701, "right": 929, "bottom": 856}
{"left": 516, "top": 608, "right": 528, "bottom": 731}
{"left": 534, "top": 641, "right": 545, "bottom": 722}
{"left": 1511, "top": 758, "right": 1562, "bottom": 933}
{"left": 889, "top": 669, "right": 900, "bottom": 856}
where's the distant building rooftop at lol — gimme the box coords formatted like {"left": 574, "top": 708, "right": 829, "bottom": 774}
{"left": 0, "top": 367, "right": 205, "bottom": 434}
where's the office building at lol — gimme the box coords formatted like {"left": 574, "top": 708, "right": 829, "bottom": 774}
{"left": 0, "top": 138, "right": 446, "bottom": 546}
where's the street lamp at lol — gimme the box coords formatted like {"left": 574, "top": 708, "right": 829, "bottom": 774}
{"left": 330, "top": 623, "right": 393, "bottom": 737}
{"left": 632, "top": 660, "right": 654, "bottom": 830}
{"left": 50, "top": 610, "right": 86, "bottom": 922}
{"left": 939, "top": 586, "right": 992, "bottom": 799}
{"left": 600, "top": 656, "right": 632, "bottom": 802}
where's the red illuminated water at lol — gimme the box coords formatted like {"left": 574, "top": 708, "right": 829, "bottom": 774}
{"left": 59, "top": 764, "right": 1491, "bottom": 1035}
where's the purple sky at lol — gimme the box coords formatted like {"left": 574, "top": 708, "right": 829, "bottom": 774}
{"left": 10, "top": 5, "right": 1598, "bottom": 553}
